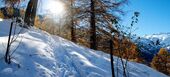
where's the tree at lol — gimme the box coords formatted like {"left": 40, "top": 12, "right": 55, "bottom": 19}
{"left": 4, "top": 18, "right": 24, "bottom": 64}
{"left": 70, "top": 0, "right": 76, "bottom": 42}
{"left": 2, "top": 0, "right": 38, "bottom": 27}
{"left": 110, "top": 12, "right": 140, "bottom": 77}
{"left": 0, "top": 7, "right": 21, "bottom": 19}
{"left": 89, "top": 0, "right": 96, "bottom": 50}
{"left": 60, "top": 0, "right": 126, "bottom": 51}
{"left": 151, "top": 48, "right": 170, "bottom": 75}
{"left": 24, "top": 0, "right": 38, "bottom": 27}
{"left": 0, "top": 10, "right": 5, "bottom": 18}
{"left": 109, "top": 39, "right": 115, "bottom": 77}
{"left": 5, "top": 21, "right": 14, "bottom": 64}
{"left": 69, "top": 0, "right": 126, "bottom": 50}
{"left": 2, "top": 0, "right": 22, "bottom": 64}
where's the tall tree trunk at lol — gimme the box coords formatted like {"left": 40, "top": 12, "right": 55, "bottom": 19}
{"left": 5, "top": 22, "right": 13, "bottom": 64}
{"left": 24, "top": 0, "right": 32, "bottom": 26}
{"left": 90, "top": 0, "right": 96, "bottom": 50}
{"left": 24, "top": 0, "right": 38, "bottom": 27}
{"left": 71, "top": 23, "right": 76, "bottom": 42}
{"left": 110, "top": 39, "right": 115, "bottom": 77}
{"left": 71, "top": 0, "right": 76, "bottom": 42}
{"left": 30, "top": 0, "right": 38, "bottom": 26}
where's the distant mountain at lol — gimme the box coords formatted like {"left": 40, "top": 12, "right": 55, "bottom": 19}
{"left": 144, "top": 33, "right": 170, "bottom": 51}
{"left": 135, "top": 33, "right": 170, "bottom": 62}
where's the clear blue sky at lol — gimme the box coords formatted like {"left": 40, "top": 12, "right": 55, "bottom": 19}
{"left": 123, "top": 0, "right": 170, "bottom": 36}
{"left": 0, "top": 0, "right": 169, "bottom": 36}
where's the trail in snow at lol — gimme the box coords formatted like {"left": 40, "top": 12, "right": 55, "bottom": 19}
{"left": 0, "top": 19, "right": 168, "bottom": 77}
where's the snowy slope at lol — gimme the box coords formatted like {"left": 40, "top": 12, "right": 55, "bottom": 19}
{"left": 0, "top": 19, "right": 168, "bottom": 77}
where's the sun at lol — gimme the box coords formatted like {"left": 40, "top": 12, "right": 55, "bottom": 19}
{"left": 0, "top": 18, "right": 3, "bottom": 21}
{"left": 45, "top": 0, "right": 65, "bottom": 16}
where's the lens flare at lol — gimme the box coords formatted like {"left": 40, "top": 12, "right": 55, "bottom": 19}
{"left": 45, "top": 0, "right": 65, "bottom": 16}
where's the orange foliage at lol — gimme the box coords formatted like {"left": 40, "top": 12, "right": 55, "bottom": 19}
{"left": 112, "top": 35, "right": 139, "bottom": 61}
{"left": 151, "top": 48, "right": 170, "bottom": 75}
{"left": 0, "top": 11, "right": 4, "bottom": 18}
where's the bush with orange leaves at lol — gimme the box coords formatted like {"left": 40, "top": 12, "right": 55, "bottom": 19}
{"left": 151, "top": 48, "right": 170, "bottom": 75}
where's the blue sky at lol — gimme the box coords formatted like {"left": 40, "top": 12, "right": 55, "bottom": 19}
{"left": 123, "top": 0, "right": 170, "bottom": 36}
{"left": 0, "top": 0, "right": 169, "bottom": 36}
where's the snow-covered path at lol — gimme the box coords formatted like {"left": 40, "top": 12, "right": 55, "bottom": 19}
{"left": 0, "top": 20, "right": 168, "bottom": 77}
{"left": 53, "top": 36, "right": 111, "bottom": 77}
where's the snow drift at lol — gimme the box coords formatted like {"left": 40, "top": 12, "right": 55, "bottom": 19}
{"left": 0, "top": 19, "right": 168, "bottom": 77}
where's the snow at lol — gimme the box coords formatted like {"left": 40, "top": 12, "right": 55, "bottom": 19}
{"left": 144, "top": 33, "right": 170, "bottom": 51}
{"left": 134, "top": 33, "right": 170, "bottom": 61}
{"left": 0, "top": 19, "right": 168, "bottom": 77}
{"left": 145, "top": 34, "right": 170, "bottom": 45}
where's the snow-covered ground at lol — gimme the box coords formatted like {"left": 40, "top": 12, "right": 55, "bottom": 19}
{"left": 0, "top": 19, "right": 168, "bottom": 77}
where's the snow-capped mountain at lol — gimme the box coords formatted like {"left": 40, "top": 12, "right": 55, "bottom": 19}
{"left": 144, "top": 33, "right": 170, "bottom": 51}
{"left": 0, "top": 19, "right": 167, "bottom": 77}
{"left": 134, "top": 33, "right": 170, "bottom": 62}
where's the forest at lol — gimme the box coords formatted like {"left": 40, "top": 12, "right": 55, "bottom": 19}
{"left": 0, "top": 0, "right": 169, "bottom": 77}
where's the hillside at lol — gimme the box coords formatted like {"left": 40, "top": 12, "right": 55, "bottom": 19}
{"left": 0, "top": 19, "right": 168, "bottom": 77}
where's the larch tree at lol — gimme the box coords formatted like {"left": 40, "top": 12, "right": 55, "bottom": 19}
{"left": 24, "top": 0, "right": 38, "bottom": 27}
{"left": 69, "top": 0, "right": 127, "bottom": 50}
{"left": 61, "top": 0, "right": 78, "bottom": 42}
{"left": 66, "top": 1, "right": 127, "bottom": 76}
{"left": 70, "top": 0, "right": 76, "bottom": 42}
{"left": 151, "top": 48, "right": 170, "bottom": 75}
{"left": 90, "top": 0, "right": 96, "bottom": 50}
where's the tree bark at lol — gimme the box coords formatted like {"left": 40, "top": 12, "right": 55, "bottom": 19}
{"left": 24, "top": 0, "right": 38, "bottom": 27}
{"left": 71, "top": 0, "right": 76, "bottom": 42}
{"left": 110, "top": 39, "right": 115, "bottom": 77}
{"left": 90, "top": 0, "right": 97, "bottom": 50}
{"left": 30, "top": 0, "right": 38, "bottom": 26}
{"left": 5, "top": 22, "right": 13, "bottom": 64}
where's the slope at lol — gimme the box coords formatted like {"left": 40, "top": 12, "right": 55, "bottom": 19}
{"left": 0, "top": 19, "right": 168, "bottom": 77}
